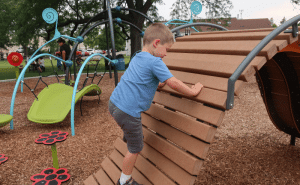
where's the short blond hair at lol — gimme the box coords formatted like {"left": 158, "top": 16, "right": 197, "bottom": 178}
{"left": 143, "top": 23, "right": 174, "bottom": 46}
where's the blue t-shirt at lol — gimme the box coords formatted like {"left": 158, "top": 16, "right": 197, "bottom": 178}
{"left": 110, "top": 52, "right": 173, "bottom": 118}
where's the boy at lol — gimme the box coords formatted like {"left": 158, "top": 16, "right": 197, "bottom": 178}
{"left": 108, "top": 23, "right": 203, "bottom": 185}
{"left": 37, "top": 57, "right": 46, "bottom": 73}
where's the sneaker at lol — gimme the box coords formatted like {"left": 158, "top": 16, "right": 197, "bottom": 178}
{"left": 117, "top": 177, "right": 143, "bottom": 185}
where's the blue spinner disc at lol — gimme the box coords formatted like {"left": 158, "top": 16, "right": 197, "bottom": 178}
{"left": 42, "top": 8, "right": 58, "bottom": 24}
{"left": 190, "top": 1, "right": 202, "bottom": 15}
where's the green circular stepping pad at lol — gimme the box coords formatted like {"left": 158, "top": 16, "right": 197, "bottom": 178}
{"left": 0, "top": 114, "right": 13, "bottom": 128}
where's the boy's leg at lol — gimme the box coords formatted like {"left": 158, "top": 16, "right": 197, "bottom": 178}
{"left": 108, "top": 100, "right": 143, "bottom": 184}
{"left": 122, "top": 151, "right": 138, "bottom": 175}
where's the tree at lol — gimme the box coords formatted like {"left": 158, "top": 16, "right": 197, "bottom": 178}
{"left": 170, "top": 0, "right": 233, "bottom": 20}
{"left": 280, "top": 17, "right": 286, "bottom": 25}
{"left": 0, "top": 0, "right": 16, "bottom": 49}
{"left": 169, "top": 0, "right": 233, "bottom": 32}
{"left": 269, "top": 17, "right": 277, "bottom": 28}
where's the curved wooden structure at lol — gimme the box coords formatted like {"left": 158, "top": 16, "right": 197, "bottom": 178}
{"left": 84, "top": 27, "right": 300, "bottom": 184}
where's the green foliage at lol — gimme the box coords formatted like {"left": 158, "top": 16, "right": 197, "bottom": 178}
{"left": 1, "top": 0, "right": 164, "bottom": 56}
{"left": 170, "top": 0, "right": 233, "bottom": 20}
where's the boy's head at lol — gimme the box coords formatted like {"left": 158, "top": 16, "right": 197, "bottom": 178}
{"left": 57, "top": 38, "right": 65, "bottom": 46}
{"left": 143, "top": 23, "right": 174, "bottom": 58}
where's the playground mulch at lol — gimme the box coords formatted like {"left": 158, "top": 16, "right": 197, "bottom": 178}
{"left": 0, "top": 74, "right": 300, "bottom": 185}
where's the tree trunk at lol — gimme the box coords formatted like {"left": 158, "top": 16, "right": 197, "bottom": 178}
{"left": 130, "top": 14, "right": 145, "bottom": 58}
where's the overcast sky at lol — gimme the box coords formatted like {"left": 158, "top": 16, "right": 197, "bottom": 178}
{"left": 157, "top": 0, "right": 300, "bottom": 25}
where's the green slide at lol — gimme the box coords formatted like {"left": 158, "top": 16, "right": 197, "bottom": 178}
{"left": 27, "top": 83, "right": 101, "bottom": 124}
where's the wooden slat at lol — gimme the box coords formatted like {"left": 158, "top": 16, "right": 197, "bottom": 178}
{"left": 272, "top": 40, "right": 288, "bottom": 51}
{"left": 145, "top": 103, "right": 217, "bottom": 142}
{"left": 165, "top": 52, "right": 267, "bottom": 70}
{"left": 84, "top": 175, "right": 99, "bottom": 185}
{"left": 94, "top": 169, "right": 114, "bottom": 185}
{"left": 142, "top": 113, "right": 211, "bottom": 159}
{"left": 115, "top": 137, "right": 197, "bottom": 185}
{"left": 178, "top": 32, "right": 297, "bottom": 44}
{"left": 101, "top": 157, "right": 121, "bottom": 184}
{"left": 159, "top": 84, "right": 227, "bottom": 110}
{"left": 109, "top": 149, "right": 153, "bottom": 185}
{"left": 142, "top": 127, "right": 203, "bottom": 175}
{"left": 191, "top": 28, "right": 276, "bottom": 35}
{"left": 153, "top": 91, "right": 225, "bottom": 127}
{"left": 164, "top": 53, "right": 267, "bottom": 81}
{"left": 114, "top": 138, "right": 177, "bottom": 185}
{"left": 168, "top": 40, "right": 279, "bottom": 60}
{"left": 168, "top": 70, "right": 245, "bottom": 95}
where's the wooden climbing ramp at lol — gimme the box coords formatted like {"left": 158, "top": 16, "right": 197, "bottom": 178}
{"left": 84, "top": 27, "right": 300, "bottom": 185}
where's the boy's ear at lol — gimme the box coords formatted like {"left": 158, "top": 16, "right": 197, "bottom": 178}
{"left": 152, "top": 39, "right": 161, "bottom": 48}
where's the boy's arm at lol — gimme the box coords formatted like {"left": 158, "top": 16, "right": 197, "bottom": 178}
{"left": 165, "top": 77, "right": 203, "bottom": 96}
{"left": 158, "top": 81, "right": 166, "bottom": 88}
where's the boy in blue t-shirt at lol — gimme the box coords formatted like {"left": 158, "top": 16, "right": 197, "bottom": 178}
{"left": 109, "top": 23, "right": 203, "bottom": 185}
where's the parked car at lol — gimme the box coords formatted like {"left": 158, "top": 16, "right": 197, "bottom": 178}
{"left": 87, "top": 49, "right": 94, "bottom": 55}
{"left": 94, "top": 50, "right": 103, "bottom": 54}
{"left": 16, "top": 47, "right": 24, "bottom": 53}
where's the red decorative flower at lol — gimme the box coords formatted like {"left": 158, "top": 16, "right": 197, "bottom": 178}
{"left": 35, "top": 131, "right": 68, "bottom": 145}
{"left": 7, "top": 52, "right": 23, "bottom": 67}
{"left": 30, "top": 167, "right": 70, "bottom": 185}
{"left": 0, "top": 154, "right": 8, "bottom": 164}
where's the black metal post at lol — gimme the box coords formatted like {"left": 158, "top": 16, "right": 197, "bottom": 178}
{"left": 104, "top": 0, "right": 112, "bottom": 79}
{"left": 107, "top": 0, "right": 118, "bottom": 87}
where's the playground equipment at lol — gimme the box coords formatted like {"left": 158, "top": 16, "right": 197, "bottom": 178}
{"left": 164, "top": 1, "right": 202, "bottom": 34}
{"left": 31, "top": 130, "right": 71, "bottom": 185}
{"left": 6, "top": 7, "right": 126, "bottom": 135}
{"left": 83, "top": 12, "right": 300, "bottom": 185}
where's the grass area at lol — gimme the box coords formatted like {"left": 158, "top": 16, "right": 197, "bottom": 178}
{"left": 0, "top": 56, "right": 130, "bottom": 80}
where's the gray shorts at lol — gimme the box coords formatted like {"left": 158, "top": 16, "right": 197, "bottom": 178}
{"left": 108, "top": 100, "right": 144, "bottom": 154}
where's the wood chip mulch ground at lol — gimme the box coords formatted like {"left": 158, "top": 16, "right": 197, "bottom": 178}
{"left": 0, "top": 74, "right": 299, "bottom": 185}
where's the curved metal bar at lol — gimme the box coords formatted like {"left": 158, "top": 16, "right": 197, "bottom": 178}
{"left": 117, "top": 7, "right": 154, "bottom": 23}
{"left": 226, "top": 15, "right": 300, "bottom": 110}
{"left": 9, "top": 53, "right": 68, "bottom": 130}
{"left": 68, "top": 19, "right": 143, "bottom": 62}
{"left": 79, "top": 10, "right": 108, "bottom": 35}
{"left": 70, "top": 53, "right": 113, "bottom": 136}
{"left": 171, "top": 22, "right": 228, "bottom": 33}
{"left": 164, "top": 19, "right": 189, "bottom": 25}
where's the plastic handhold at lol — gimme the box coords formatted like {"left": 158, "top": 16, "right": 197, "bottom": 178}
{"left": 42, "top": 8, "right": 58, "bottom": 24}
{"left": 115, "top": 6, "right": 121, "bottom": 11}
{"left": 76, "top": 36, "right": 84, "bottom": 43}
{"left": 110, "top": 59, "right": 118, "bottom": 66}
{"left": 116, "top": 18, "right": 122, "bottom": 24}
{"left": 190, "top": 1, "right": 202, "bottom": 15}
{"left": 140, "top": 31, "right": 144, "bottom": 37}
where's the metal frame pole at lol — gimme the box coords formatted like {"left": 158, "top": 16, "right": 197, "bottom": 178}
{"left": 107, "top": 0, "right": 118, "bottom": 87}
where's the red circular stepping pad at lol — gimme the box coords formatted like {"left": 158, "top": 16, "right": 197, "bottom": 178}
{"left": 30, "top": 167, "right": 70, "bottom": 185}
{"left": 35, "top": 131, "right": 68, "bottom": 145}
{"left": 0, "top": 154, "right": 8, "bottom": 164}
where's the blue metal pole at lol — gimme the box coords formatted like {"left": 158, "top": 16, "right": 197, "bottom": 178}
{"left": 9, "top": 53, "right": 71, "bottom": 129}
{"left": 70, "top": 53, "right": 115, "bottom": 136}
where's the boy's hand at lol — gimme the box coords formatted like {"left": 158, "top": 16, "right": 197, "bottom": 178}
{"left": 191, "top": 82, "right": 203, "bottom": 96}
{"left": 158, "top": 82, "right": 166, "bottom": 88}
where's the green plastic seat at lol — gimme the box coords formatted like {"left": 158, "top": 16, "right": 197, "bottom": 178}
{"left": 0, "top": 114, "right": 13, "bottom": 128}
{"left": 27, "top": 83, "right": 101, "bottom": 124}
